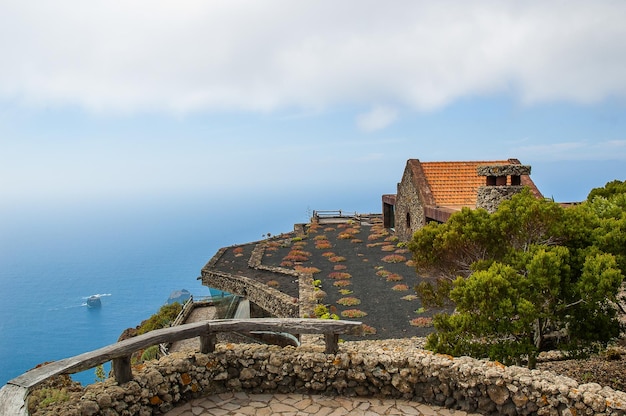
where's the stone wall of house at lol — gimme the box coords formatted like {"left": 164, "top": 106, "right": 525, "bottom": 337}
{"left": 39, "top": 339, "right": 626, "bottom": 416}
{"left": 476, "top": 186, "right": 526, "bottom": 213}
{"left": 395, "top": 167, "right": 425, "bottom": 241}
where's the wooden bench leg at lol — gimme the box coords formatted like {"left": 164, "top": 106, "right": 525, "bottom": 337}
{"left": 112, "top": 356, "right": 133, "bottom": 384}
{"left": 200, "top": 333, "right": 217, "bottom": 354}
{"left": 324, "top": 333, "right": 339, "bottom": 354}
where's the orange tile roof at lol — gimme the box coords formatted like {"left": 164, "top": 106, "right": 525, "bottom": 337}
{"left": 419, "top": 160, "right": 511, "bottom": 206}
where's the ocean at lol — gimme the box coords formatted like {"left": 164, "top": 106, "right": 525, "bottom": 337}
{"left": 0, "top": 187, "right": 382, "bottom": 386}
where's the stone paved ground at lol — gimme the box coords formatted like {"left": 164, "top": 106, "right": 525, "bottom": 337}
{"left": 164, "top": 391, "right": 480, "bottom": 416}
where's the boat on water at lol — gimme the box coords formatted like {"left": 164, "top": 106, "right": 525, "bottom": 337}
{"left": 87, "top": 295, "right": 102, "bottom": 308}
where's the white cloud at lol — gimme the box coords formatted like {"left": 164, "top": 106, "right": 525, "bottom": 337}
{"left": 0, "top": 1, "right": 625, "bottom": 115}
{"left": 356, "top": 106, "right": 398, "bottom": 132}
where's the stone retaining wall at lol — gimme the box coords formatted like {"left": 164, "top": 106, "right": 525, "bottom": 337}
{"left": 39, "top": 339, "right": 626, "bottom": 416}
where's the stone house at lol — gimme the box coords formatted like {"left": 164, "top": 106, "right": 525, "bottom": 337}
{"left": 383, "top": 159, "right": 543, "bottom": 241}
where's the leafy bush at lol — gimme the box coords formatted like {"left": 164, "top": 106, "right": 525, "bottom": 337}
{"left": 137, "top": 302, "right": 182, "bottom": 335}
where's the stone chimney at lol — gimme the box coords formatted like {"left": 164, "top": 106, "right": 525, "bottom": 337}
{"left": 476, "top": 164, "right": 531, "bottom": 213}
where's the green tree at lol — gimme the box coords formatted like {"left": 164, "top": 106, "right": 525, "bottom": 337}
{"left": 411, "top": 186, "right": 625, "bottom": 368}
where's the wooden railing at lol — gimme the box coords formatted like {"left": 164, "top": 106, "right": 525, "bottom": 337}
{"left": 0, "top": 318, "right": 362, "bottom": 416}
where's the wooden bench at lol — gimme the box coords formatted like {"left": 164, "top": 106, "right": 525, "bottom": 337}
{"left": 0, "top": 318, "right": 362, "bottom": 416}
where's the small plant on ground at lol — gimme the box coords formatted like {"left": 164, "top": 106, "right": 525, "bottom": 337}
{"left": 351, "top": 239, "right": 363, "bottom": 244}
{"left": 322, "top": 251, "right": 336, "bottom": 257}
{"left": 333, "top": 264, "right": 347, "bottom": 271}
{"left": 391, "top": 284, "right": 409, "bottom": 291}
{"left": 280, "top": 261, "right": 293, "bottom": 268}
{"left": 401, "top": 294, "right": 419, "bottom": 301}
{"left": 267, "top": 280, "right": 280, "bottom": 288}
{"left": 381, "top": 245, "right": 396, "bottom": 252}
{"left": 410, "top": 317, "right": 434, "bottom": 327}
{"left": 341, "top": 309, "right": 368, "bottom": 318}
{"left": 233, "top": 247, "right": 244, "bottom": 257}
{"left": 315, "top": 241, "right": 333, "bottom": 249}
{"left": 334, "top": 280, "right": 352, "bottom": 287}
{"left": 381, "top": 254, "right": 407, "bottom": 263}
{"left": 361, "top": 324, "right": 377, "bottom": 335}
{"left": 376, "top": 269, "right": 391, "bottom": 278}
{"left": 339, "top": 289, "right": 353, "bottom": 295}
{"left": 386, "top": 273, "right": 403, "bottom": 282}
{"left": 337, "top": 297, "right": 361, "bottom": 306}
{"left": 314, "top": 304, "right": 329, "bottom": 318}
{"left": 313, "top": 279, "right": 322, "bottom": 289}
{"left": 328, "top": 272, "right": 352, "bottom": 279}
{"left": 329, "top": 256, "right": 346, "bottom": 263}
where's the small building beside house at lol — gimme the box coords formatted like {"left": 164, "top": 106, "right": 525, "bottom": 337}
{"left": 384, "top": 159, "right": 543, "bottom": 241}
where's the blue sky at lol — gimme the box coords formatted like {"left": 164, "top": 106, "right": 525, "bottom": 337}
{"left": 1, "top": 1, "right": 625, "bottom": 210}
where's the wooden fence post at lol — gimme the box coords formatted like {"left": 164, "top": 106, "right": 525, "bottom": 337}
{"left": 200, "top": 333, "right": 217, "bottom": 354}
{"left": 112, "top": 356, "right": 133, "bottom": 384}
{"left": 324, "top": 333, "right": 339, "bottom": 354}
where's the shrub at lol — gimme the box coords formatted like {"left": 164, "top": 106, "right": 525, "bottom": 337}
{"left": 338, "top": 289, "right": 353, "bottom": 295}
{"left": 351, "top": 239, "right": 363, "bottom": 244}
{"left": 391, "top": 284, "right": 409, "bottom": 291}
{"left": 322, "top": 252, "right": 336, "bottom": 257}
{"left": 333, "top": 280, "right": 352, "bottom": 287}
{"left": 337, "top": 297, "right": 361, "bottom": 306}
{"left": 137, "top": 303, "right": 182, "bottom": 335}
{"left": 314, "top": 235, "right": 328, "bottom": 241}
{"left": 280, "top": 261, "right": 293, "bottom": 268}
{"left": 341, "top": 309, "right": 368, "bottom": 318}
{"left": 381, "top": 245, "right": 396, "bottom": 252}
{"left": 140, "top": 345, "right": 159, "bottom": 362}
{"left": 333, "top": 264, "right": 347, "bottom": 271}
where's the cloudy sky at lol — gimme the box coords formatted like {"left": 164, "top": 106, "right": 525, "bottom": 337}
{"left": 1, "top": 0, "right": 625, "bottom": 207}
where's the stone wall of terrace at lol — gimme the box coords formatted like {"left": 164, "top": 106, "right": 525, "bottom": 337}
{"left": 38, "top": 339, "right": 626, "bottom": 416}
